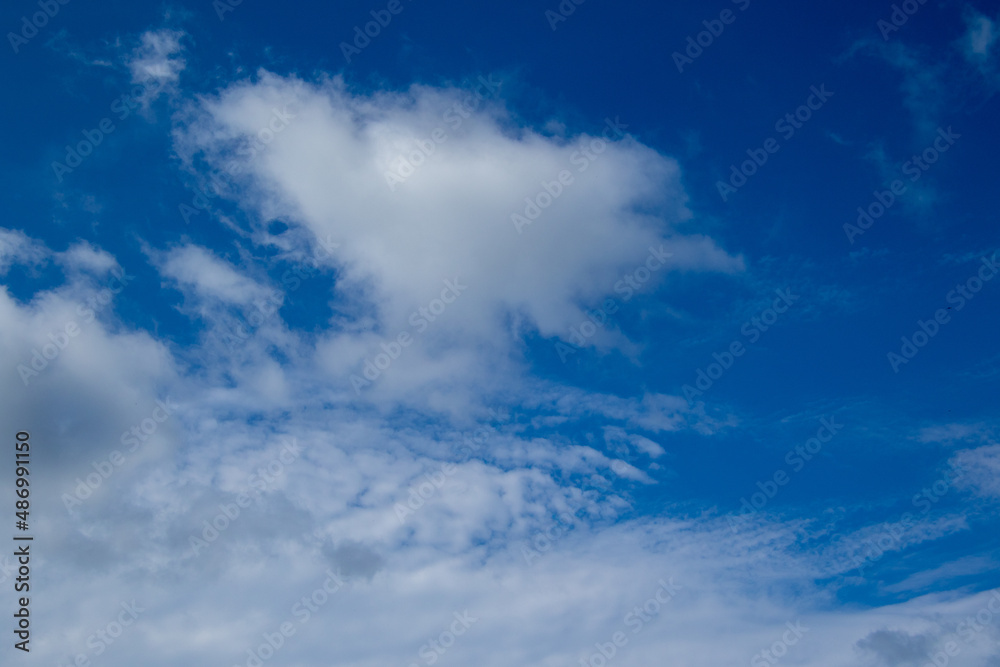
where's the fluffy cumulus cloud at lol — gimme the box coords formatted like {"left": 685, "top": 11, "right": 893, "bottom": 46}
{"left": 172, "top": 71, "right": 743, "bottom": 406}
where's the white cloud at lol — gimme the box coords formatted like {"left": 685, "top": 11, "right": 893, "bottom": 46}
{"left": 57, "top": 240, "right": 118, "bottom": 275}
{"left": 2, "top": 225, "right": 998, "bottom": 665}
{"left": 4, "top": 42, "right": 998, "bottom": 665}
{"left": 959, "top": 7, "right": 1000, "bottom": 90}
{"left": 881, "top": 555, "right": 996, "bottom": 593}
{"left": 917, "top": 421, "right": 992, "bottom": 445}
{"left": 172, "top": 71, "right": 743, "bottom": 409}
{"left": 0, "top": 227, "right": 48, "bottom": 274}
{"left": 962, "top": 9, "right": 998, "bottom": 60}
{"left": 155, "top": 244, "right": 272, "bottom": 305}
{"left": 124, "top": 28, "right": 186, "bottom": 106}
{"left": 603, "top": 425, "right": 666, "bottom": 459}
{"left": 951, "top": 443, "right": 1000, "bottom": 499}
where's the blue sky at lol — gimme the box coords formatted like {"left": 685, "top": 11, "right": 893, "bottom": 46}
{"left": 2, "top": 0, "right": 1000, "bottom": 665}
